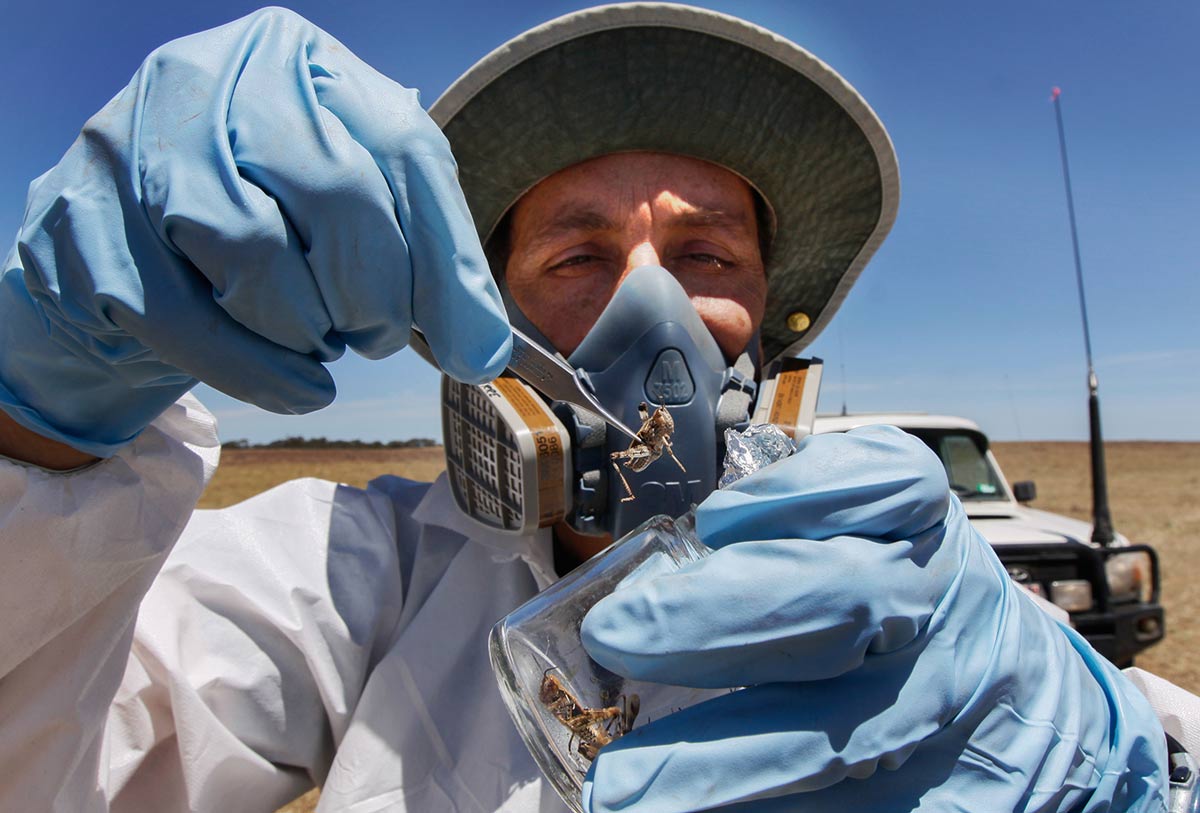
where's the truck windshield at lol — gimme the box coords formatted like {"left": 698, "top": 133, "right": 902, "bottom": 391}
{"left": 905, "top": 429, "right": 1009, "bottom": 502}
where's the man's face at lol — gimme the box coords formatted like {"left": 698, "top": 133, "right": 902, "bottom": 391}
{"left": 505, "top": 152, "right": 767, "bottom": 360}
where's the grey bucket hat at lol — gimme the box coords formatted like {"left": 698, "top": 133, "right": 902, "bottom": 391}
{"left": 429, "top": 2, "right": 900, "bottom": 364}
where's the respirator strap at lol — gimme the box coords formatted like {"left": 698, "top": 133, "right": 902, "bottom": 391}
{"left": 715, "top": 351, "right": 758, "bottom": 436}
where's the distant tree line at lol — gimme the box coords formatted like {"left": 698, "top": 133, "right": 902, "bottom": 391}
{"left": 222, "top": 436, "right": 440, "bottom": 450}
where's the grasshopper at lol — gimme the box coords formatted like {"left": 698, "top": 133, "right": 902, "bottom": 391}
{"left": 539, "top": 668, "right": 640, "bottom": 761}
{"left": 611, "top": 402, "right": 686, "bottom": 502}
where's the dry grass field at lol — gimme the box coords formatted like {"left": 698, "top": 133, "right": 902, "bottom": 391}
{"left": 197, "top": 442, "right": 1198, "bottom": 813}
{"left": 197, "top": 447, "right": 448, "bottom": 510}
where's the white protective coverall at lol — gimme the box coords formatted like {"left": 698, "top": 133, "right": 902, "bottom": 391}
{"left": 1, "top": 395, "right": 1197, "bottom": 813}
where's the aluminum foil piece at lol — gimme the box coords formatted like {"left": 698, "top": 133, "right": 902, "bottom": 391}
{"left": 719, "top": 424, "right": 798, "bottom": 488}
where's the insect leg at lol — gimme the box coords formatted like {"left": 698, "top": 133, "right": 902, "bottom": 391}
{"left": 611, "top": 456, "right": 636, "bottom": 502}
{"left": 662, "top": 437, "right": 687, "bottom": 472}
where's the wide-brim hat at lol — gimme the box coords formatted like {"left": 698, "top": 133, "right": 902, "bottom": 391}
{"left": 429, "top": 2, "right": 900, "bottom": 364}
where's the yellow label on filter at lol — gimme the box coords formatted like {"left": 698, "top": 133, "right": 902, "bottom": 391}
{"left": 493, "top": 376, "right": 566, "bottom": 526}
{"left": 767, "top": 361, "right": 809, "bottom": 439}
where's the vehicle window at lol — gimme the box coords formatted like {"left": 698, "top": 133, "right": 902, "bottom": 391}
{"left": 936, "top": 434, "right": 1007, "bottom": 500}
{"left": 904, "top": 429, "right": 1009, "bottom": 502}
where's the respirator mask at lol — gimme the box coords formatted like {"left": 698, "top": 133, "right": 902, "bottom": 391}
{"left": 441, "top": 265, "right": 821, "bottom": 541}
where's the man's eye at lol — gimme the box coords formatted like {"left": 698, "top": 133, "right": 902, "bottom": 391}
{"left": 685, "top": 253, "right": 734, "bottom": 270}
{"left": 548, "top": 254, "right": 601, "bottom": 272}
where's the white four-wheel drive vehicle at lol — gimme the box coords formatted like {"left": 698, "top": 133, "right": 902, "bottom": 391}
{"left": 812, "top": 413, "right": 1164, "bottom": 666}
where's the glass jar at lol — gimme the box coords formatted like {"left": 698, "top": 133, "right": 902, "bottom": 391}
{"left": 488, "top": 511, "right": 725, "bottom": 813}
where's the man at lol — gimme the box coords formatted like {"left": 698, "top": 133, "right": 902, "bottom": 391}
{"left": 0, "top": 5, "right": 1191, "bottom": 812}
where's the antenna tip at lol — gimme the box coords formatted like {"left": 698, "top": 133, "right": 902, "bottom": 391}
{"left": 1051, "top": 86, "right": 1062, "bottom": 101}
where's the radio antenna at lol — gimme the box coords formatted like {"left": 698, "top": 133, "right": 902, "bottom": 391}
{"left": 1051, "top": 86, "right": 1114, "bottom": 545}
{"left": 837, "top": 322, "right": 848, "bottom": 416}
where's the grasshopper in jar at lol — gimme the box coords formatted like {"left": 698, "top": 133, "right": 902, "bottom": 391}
{"left": 539, "top": 668, "right": 640, "bottom": 761}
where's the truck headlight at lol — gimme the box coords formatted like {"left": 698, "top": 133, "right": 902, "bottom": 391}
{"left": 1050, "top": 579, "right": 1094, "bottom": 612}
{"left": 1106, "top": 552, "right": 1152, "bottom": 603}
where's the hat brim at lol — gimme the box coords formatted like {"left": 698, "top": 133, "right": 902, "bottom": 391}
{"left": 430, "top": 3, "right": 900, "bottom": 364}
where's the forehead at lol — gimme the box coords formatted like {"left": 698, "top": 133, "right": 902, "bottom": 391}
{"left": 510, "top": 152, "right": 758, "bottom": 226}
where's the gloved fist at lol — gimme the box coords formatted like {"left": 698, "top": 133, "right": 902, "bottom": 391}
{"left": 0, "top": 8, "right": 510, "bottom": 457}
{"left": 581, "top": 425, "right": 1167, "bottom": 812}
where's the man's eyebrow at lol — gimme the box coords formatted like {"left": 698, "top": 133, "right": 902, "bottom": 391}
{"left": 523, "top": 204, "right": 756, "bottom": 250}
{"left": 671, "top": 208, "right": 755, "bottom": 233}
{"left": 526, "top": 208, "right": 617, "bottom": 248}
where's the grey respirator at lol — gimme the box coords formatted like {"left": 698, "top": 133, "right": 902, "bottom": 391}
{"left": 442, "top": 265, "right": 820, "bottom": 541}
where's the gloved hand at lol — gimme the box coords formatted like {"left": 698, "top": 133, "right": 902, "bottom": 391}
{"left": 581, "top": 425, "right": 1167, "bottom": 812}
{"left": 0, "top": 8, "right": 510, "bottom": 457}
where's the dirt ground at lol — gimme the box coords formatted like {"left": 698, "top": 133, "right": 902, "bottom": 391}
{"left": 198, "top": 442, "right": 1197, "bottom": 813}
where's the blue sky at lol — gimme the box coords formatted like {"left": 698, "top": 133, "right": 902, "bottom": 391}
{"left": 2, "top": 1, "right": 1196, "bottom": 442}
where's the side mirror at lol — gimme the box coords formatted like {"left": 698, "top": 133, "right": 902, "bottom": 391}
{"left": 1013, "top": 480, "right": 1037, "bottom": 503}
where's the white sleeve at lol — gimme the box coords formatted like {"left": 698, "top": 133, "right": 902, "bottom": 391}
{"left": 102, "top": 463, "right": 414, "bottom": 812}
{"left": 0, "top": 395, "right": 219, "bottom": 813}
{"left": 1122, "top": 667, "right": 1200, "bottom": 756}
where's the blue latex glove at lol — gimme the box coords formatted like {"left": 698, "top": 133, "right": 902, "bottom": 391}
{"left": 581, "top": 426, "right": 1167, "bottom": 813}
{"left": 0, "top": 8, "right": 510, "bottom": 457}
